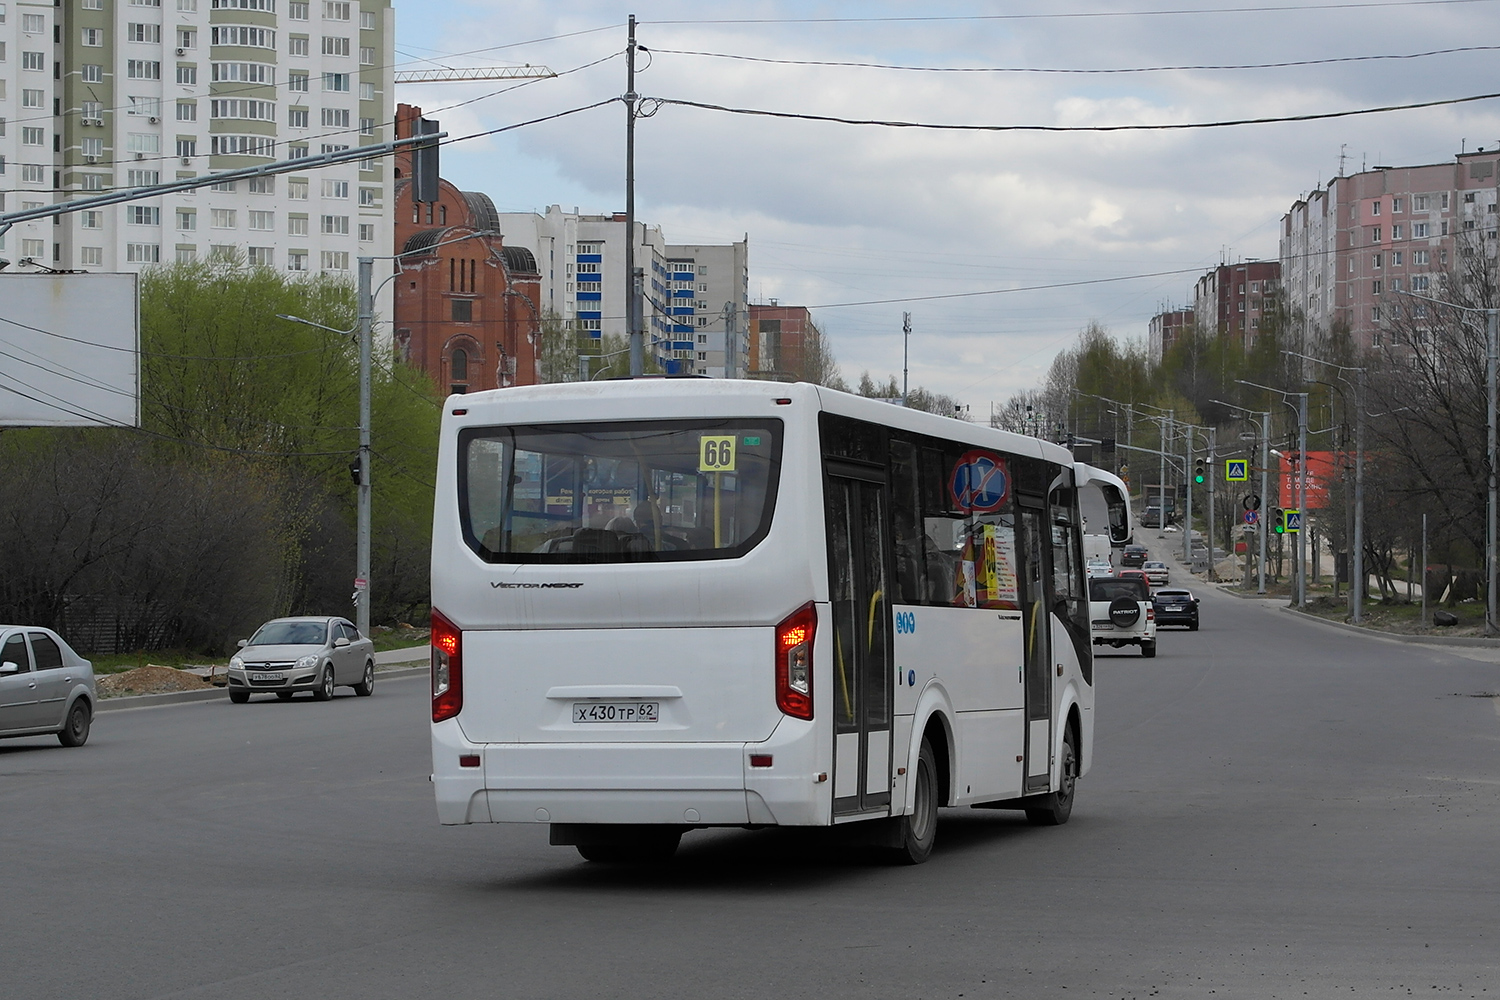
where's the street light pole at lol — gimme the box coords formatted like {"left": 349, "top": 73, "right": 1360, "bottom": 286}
{"left": 1260, "top": 410, "right": 1270, "bottom": 595}
{"left": 625, "top": 14, "right": 642, "bottom": 377}
{"left": 1488, "top": 307, "right": 1497, "bottom": 635}
{"left": 355, "top": 257, "right": 373, "bottom": 637}
{"left": 1298, "top": 390, "right": 1309, "bottom": 608}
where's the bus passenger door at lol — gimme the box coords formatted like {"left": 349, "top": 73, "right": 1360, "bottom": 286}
{"left": 1019, "top": 502, "right": 1053, "bottom": 793}
{"left": 825, "top": 469, "right": 893, "bottom": 816}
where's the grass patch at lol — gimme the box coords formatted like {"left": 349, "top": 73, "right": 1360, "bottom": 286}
{"left": 84, "top": 625, "right": 429, "bottom": 673}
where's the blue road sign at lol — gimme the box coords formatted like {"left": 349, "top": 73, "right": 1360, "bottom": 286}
{"left": 1245, "top": 509, "right": 1259, "bottom": 525}
{"left": 1285, "top": 509, "right": 1301, "bottom": 532}
{"left": 1225, "top": 459, "right": 1249, "bottom": 482}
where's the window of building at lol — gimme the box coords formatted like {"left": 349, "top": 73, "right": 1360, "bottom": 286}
{"left": 1413, "top": 222, "right": 1428, "bottom": 238}
{"left": 287, "top": 214, "right": 308, "bottom": 235}
{"left": 82, "top": 0, "right": 105, "bottom": 9}
{"left": 1413, "top": 275, "right": 1430, "bottom": 291}
{"left": 21, "top": 89, "right": 43, "bottom": 108}
{"left": 359, "top": 81, "right": 375, "bottom": 100}
{"left": 324, "top": 1, "right": 351, "bottom": 18}
{"left": 320, "top": 250, "right": 349, "bottom": 271}
{"left": 1391, "top": 251, "right": 1403, "bottom": 266}
{"left": 178, "top": 0, "right": 198, "bottom": 9}
{"left": 82, "top": 174, "right": 106, "bottom": 191}
{"left": 81, "top": 246, "right": 104, "bottom": 266}
{"left": 1372, "top": 280, "right": 1382, "bottom": 294}
{"left": 175, "top": 101, "right": 197, "bottom": 122}
{"left": 247, "top": 246, "right": 273, "bottom": 267}
{"left": 1413, "top": 249, "right": 1429, "bottom": 265}
{"left": 211, "top": 26, "right": 274, "bottom": 48}
{"left": 289, "top": 1, "right": 309, "bottom": 19}
{"left": 321, "top": 107, "right": 350, "bottom": 127}
{"left": 1372, "top": 306, "right": 1382, "bottom": 321}
{"left": 1391, "top": 224, "right": 1403, "bottom": 240}
{"left": 1465, "top": 191, "right": 1478, "bottom": 203}
{"left": 248, "top": 210, "right": 273, "bottom": 230}
{"left": 128, "top": 60, "right": 162, "bottom": 80}
{"left": 210, "top": 208, "right": 236, "bottom": 228}
{"left": 127, "top": 243, "right": 161, "bottom": 263}
{"left": 81, "top": 137, "right": 104, "bottom": 158}
{"left": 20, "top": 126, "right": 42, "bottom": 145}
{"left": 358, "top": 223, "right": 374, "bottom": 242}
{"left": 207, "top": 244, "right": 237, "bottom": 263}
{"left": 1442, "top": 192, "right": 1451, "bottom": 209}
{"left": 288, "top": 107, "right": 309, "bottom": 128}
{"left": 248, "top": 176, "right": 273, "bottom": 194}
{"left": 288, "top": 179, "right": 308, "bottom": 200}
{"left": 322, "top": 36, "right": 350, "bottom": 57}
{"left": 1370, "top": 226, "right": 1381, "bottom": 243}
{"left": 177, "top": 64, "right": 197, "bottom": 85}
{"left": 320, "top": 214, "right": 349, "bottom": 234}
{"left": 127, "top": 23, "right": 162, "bottom": 43}
{"left": 289, "top": 35, "right": 309, "bottom": 56}
{"left": 176, "top": 209, "right": 195, "bottom": 230}
{"left": 1392, "top": 197, "right": 1403, "bottom": 212}
{"left": 322, "top": 179, "right": 349, "bottom": 199}
{"left": 451, "top": 300, "right": 473, "bottom": 323}
{"left": 21, "top": 50, "right": 43, "bottom": 71}
{"left": 358, "top": 187, "right": 376, "bottom": 206}
{"left": 360, "top": 10, "right": 375, "bottom": 28}
{"left": 176, "top": 137, "right": 197, "bottom": 157}
{"left": 1414, "top": 194, "right": 1429, "bottom": 211}
{"left": 81, "top": 64, "right": 104, "bottom": 84}
{"left": 290, "top": 144, "right": 309, "bottom": 158}
{"left": 287, "top": 251, "right": 308, "bottom": 271}
{"left": 288, "top": 72, "right": 309, "bottom": 92}
{"left": 1372, "top": 253, "right": 1381, "bottom": 268}
{"left": 22, "top": 12, "right": 44, "bottom": 32}
{"left": 359, "top": 46, "right": 375, "bottom": 65}
{"left": 81, "top": 211, "right": 102, "bottom": 229}
{"left": 322, "top": 72, "right": 350, "bottom": 92}
{"left": 127, "top": 206, "right": 160, "bottom": 226}
{"left": 81, "top": 27, "right": 102, "bottom": 47}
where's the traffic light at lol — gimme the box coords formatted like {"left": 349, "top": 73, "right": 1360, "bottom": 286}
{"left": 348, "top": 456, "right": 362, "bottom": 486}
{"left": 1193, "top": 458, "right": 1206, "bottom": 485}
{"left": 1272, "top": 507, "right": 1286, "bottom": 534}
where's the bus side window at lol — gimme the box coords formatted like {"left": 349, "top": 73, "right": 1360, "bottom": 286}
{"left": 890, "top": 439, "right": 925, "bottom": 604}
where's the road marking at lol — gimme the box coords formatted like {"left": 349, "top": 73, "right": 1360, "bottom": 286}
{"left": 1425, "top": 774, "right": 1500, "bottom": 786}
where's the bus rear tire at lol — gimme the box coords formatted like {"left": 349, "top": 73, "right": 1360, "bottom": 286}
{"left": 891, "top": 737, "right": 939, "bottom": 865}
{"left": 1026, "top": 726, "right": 1077, "bottom": 827}
{"left": 576, "top": 828, "right": 682, "bottom": 864}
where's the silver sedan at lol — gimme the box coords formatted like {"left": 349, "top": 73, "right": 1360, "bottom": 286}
{"left": 0, "top": 626, "right": 96, "bottom": 746}
{"left": 227, "top": 617, "right": 376, "bottom": 703}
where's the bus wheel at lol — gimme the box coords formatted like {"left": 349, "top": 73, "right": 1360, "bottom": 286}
{"left": 576, "top": 828, "right": 682, "bottom": 864}
{"left": 892, "top": 737, "right": 939, "bottom": 865}
{"left": 1026, "top": 727, "right": 1077, "bottom": 826}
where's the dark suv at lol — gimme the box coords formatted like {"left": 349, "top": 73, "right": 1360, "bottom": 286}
{"left": 1121, "top": 544, "right": 1149, "bottom": 568}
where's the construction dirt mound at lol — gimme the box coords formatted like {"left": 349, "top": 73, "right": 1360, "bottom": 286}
{"left": 97, "top": 665, "right": 213, "bottom": 699}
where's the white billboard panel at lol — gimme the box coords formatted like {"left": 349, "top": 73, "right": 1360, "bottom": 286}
{"left": 0, "top": 273, "right": 140, "bottom": 427}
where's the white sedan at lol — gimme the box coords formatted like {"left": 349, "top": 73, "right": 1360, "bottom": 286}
{"left": 1142, "top": 561, "right": 1171, "bottom": 586}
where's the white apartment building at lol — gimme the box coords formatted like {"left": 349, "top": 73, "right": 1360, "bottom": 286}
{"left": 0, "top": 0, "right": 393, "bottom": 291}
{"left": 497, "top": 204, "right": 750, "bottom": 377}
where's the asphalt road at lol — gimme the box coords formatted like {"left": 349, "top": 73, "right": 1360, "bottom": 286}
{"left": 4, "top": 587, "right": 1499, "bottom": 999}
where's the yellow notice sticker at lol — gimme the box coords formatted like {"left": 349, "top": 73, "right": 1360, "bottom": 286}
{"left": 698, "top": 434, "right": 736, "bottom": 473}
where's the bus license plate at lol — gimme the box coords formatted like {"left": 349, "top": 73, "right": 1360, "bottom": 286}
{"left": 573, "top": 701, "right": 660, "bottom": 723}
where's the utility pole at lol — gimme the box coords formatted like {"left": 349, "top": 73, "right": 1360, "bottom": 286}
{"left": 625, "top": 14, "right": 642, "bottom": 377}
{"left": 1352, "top": 371, "right": 1366, "bottom": 623}
{"left": 1207, "top": 426, "right": 1217, "bottom": 581}
{"left": 1297, "top": 391, "right": 1309, "bottom": 608}
{"left": 355, "top": 257, "right": 373, "bottom": 637}
{"left": 1183, "top": 428, "right": 1193, "bottom": 563}
{"left": 902, "top": 312, "right": 912, "bottom": 405}
{"left": 723, "top": 301, "right": 737, "bottom": 378}
{"left": 1259, "top": 409, "right": 1270, "bottom": 594}
{"left": 1488, "top": 308, "right": 1498, "bottom": 635}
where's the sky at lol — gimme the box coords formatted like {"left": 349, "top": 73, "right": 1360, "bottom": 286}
{"left": 390, "top": 0, "right": 1500, "bottom": 410}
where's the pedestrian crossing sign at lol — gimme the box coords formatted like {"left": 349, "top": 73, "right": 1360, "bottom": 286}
{"left": 1286, "top": 509, "right": 1301, "bottom": 532}
{"left": 1225, "top": 459, "right": 1249, "bottom": 482}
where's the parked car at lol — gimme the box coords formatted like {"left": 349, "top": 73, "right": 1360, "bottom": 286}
{"left": 1121, "top": 544, "right": 1149, "bottom": 568}
{"left": 1086, "top": 557, "right": 1114, "bottom": 578}
{"left": 1142, "top": 560, "right": 1171, "bottom": 586}
{"left": 227, "top": 617, "right": 376, "bottom": 703}
{"left": 0, "top": 626, "right": 96, "bottom": 746}
{"left": 1088, "top": 577, "right": 1157, "bottom": 657}
{"left": 1152, "top": 588, "right": 1200, "bottom": 630}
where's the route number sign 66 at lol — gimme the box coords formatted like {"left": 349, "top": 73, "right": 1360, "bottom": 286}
{"left": 698, "top": 435, "right": 737, "bottom": 473}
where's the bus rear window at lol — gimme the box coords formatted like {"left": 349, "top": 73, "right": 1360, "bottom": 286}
{"left": 459, "top": 419, "right": 784, "bottom": 563}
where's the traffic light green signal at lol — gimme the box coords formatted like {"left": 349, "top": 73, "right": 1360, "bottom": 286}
{"left": 1193, "top": 458, "right": 1206, "bottom": 485}
{"left": 1272, "top": 507, "right": 1286, "bottom": 534}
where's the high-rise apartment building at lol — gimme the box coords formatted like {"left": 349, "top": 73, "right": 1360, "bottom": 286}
{"left": 1191, "top": 260, "right": 1280, "bottom": 343}
{"left": 1281, "top": 150, "right": 1500, "bottom": 350}
{"left": 0, "top": 0, "right": 393, "bottom": 284}
{"left": 496, "top": 205, "right": 750, "bottom": 376}
{"left": 1147, "top": 307, "right": 1193, "bottom": 360}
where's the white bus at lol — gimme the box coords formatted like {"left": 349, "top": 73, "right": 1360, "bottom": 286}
{"left": 1076, "top": 464, "right": 1135, "bottom": 570}
{"left": 430, "top": 379, "right": 1096, "bottom": 864}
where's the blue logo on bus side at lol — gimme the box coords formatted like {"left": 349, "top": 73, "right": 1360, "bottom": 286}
{"left": 895, "top": 610, "right": 916, "bottom": 634}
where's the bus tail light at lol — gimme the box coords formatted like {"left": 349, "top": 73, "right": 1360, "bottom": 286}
{"left": 775, "top": 602, "right": 816, "bottom": 720}
{"left": 431, "top": 608, "right": 463, "bottom": 723}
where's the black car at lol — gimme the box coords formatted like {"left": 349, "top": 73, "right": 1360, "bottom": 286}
{"left": 1121, "top": 544, "right": 1149, "bottom": 568}
{"left": 1152, "top": 588, "right": 1199, "bottom": 630}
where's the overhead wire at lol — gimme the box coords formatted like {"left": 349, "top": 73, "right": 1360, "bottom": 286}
{"left": 648, "top": 43, "right": 1500, "bottom": 75}
{"left": 649, "top": 90, "right": 1500, "bottom": 133}
{"left": 648, "top": 0, "right": 1498, "bottom": 23}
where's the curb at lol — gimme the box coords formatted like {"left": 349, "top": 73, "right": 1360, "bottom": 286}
{"left": 96, "top": 665, "right": 428, "bottom": 713}
{"left": 1275, "top": 603, "right": 1500, "bottom": 648}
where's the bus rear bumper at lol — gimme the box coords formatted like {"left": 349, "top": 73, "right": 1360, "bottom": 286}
{"left": 432, "top": 718, "right": 825, "bottom": 827}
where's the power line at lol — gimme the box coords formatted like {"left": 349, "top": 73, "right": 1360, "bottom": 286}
{"left": 804, "top": 268, "right": 1208, "bottom": 309}
{"left": 651, "top": 90, "right": 1500, "bottom": 132}
{"left": 648, "top": 43, "right": 1500, "bottom": 75}
{"left": 648, "top": 0, "right": 1498, "bottom": 23}
{"left": 391, "top": 23, "right": 624, "bottom": 69}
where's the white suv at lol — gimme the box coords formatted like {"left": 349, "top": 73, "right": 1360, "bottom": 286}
{"left": 1088, "top": 577, "right": 1157, "bottom": 657}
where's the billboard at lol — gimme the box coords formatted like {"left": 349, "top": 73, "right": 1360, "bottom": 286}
{"left": 0, "top": 273, "right": 140, "bottom": 427}
{"left": 1278, "top": 450, "right": 1344, "bottom": 509}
